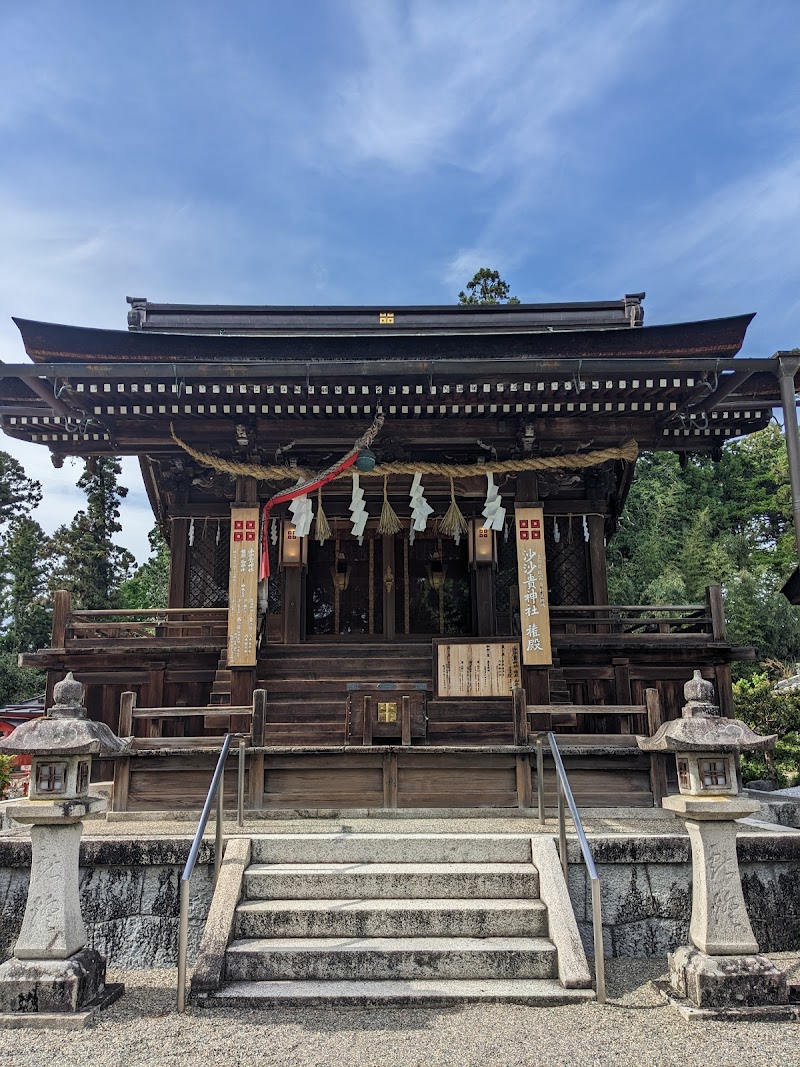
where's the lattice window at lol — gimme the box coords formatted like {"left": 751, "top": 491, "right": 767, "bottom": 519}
{"left": 544, "top": 520, "right": 589, "bottom": 605}
{"left": 495, "top": 530, "right": 518, "bottom": 635}
{"left": 266, "top": 530, "right": 282, "bottom": 616}
{"left": 186, "top": 519, "right": 283, "bottom": 614}
{"left": 188, "top": 521, "right": 230, "bottom": 608}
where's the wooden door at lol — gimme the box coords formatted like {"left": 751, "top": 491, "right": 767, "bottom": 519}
{"left": 306, "top": 533, "right": 384, "bottom": 637}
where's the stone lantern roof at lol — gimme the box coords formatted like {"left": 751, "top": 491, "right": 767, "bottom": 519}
{"left": 637, "top": 670, "right": 776, "bottom": 754}
{"left": 0, "top": 672, "right": 129, "bottom": 758}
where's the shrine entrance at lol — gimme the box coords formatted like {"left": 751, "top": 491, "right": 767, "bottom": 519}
{"left": 305, "top": 526, "right": 471, "bottom": 639}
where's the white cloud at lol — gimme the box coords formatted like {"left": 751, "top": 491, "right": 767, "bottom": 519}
{"left": 330, "top": 0, "right": 673, "bottom": 177}
{"left": 595, "top": 151, "right": 800, "bottom": 347}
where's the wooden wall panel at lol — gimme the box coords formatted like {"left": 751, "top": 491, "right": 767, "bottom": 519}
{"left": 127, "top": 753, "right": 248, "bottom": 811}
{"left": 397, "top": 754, "right": 517, "bottom": 808}
{"left": 263, "top": 754, "right": 383, "bottom": 808}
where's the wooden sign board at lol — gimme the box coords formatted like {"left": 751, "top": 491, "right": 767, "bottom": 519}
{"left": 515, "top": 507, "right": 552, "bottom": 666}
{"left": 436, "top": 642, "right": 522, "bottom": 698}
{"left": 227, "top": 506, "right": 260, "bottom": 667}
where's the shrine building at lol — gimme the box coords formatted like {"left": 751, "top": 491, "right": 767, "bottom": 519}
{"left": 1, "top": 293, "right": 795, "bottom": 812}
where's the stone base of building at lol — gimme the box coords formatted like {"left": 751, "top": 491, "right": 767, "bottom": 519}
{"left": 0, "top": 947, "right": 122, "bottom": 1024}
{"left": 663, "top": 945, "right": 790, "bottom": 1015}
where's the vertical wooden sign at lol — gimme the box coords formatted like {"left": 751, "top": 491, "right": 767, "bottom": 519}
{"left": 227, "top": 506, "right": 260, "bottom": 667}
{"left": 515, "top": 507, "right": 552, "bottom": 666}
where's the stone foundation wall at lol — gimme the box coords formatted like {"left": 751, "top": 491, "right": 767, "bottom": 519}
{"left": 1, "top": 830, "right": 797, "bottom": 967}
{"left": 568, "top": 832, "right": 800, "bottom": 958}
{"left": 0, "top": 838, "right": 214, "bottom": 969}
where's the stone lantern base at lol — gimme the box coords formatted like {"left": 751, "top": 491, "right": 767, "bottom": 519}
{"left": 668, "top": 946, "right": 789, "bottom": 1008}
{"left": 0, "top": 950, "right": 123, "bottom": 1028}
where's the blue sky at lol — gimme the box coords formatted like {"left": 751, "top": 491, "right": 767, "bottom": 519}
{"left": 2, "top": 0, "right": 800, "bottom": 561}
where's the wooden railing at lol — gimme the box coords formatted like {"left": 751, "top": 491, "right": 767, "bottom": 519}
{"left": 549, "top": 587, "right": 725, "bottom": 640}
{"left": 52, "top": 591, "right": 228, "bottom": 647}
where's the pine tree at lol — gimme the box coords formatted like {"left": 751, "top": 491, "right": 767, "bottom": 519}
{"left": 0, "top": 454, "right": 48, "bottom": 699}
{"left": 458, "top": 268, "right": 520, "bottom": 305}
{"left": 0, "top": 516, "right": 51, "bottom": 652}
{"left": 0, "top": 451, "right": 42, "bottom": 524}
{"left": 118, "top": 527, "right": 170, "bottom": 609}
{"left": 49, "top": 457, "right": 135, "bottom": 608}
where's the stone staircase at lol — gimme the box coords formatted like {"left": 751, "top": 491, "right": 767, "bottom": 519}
{"left": 192, "top": 833, "right": 594, "bottom": 1007}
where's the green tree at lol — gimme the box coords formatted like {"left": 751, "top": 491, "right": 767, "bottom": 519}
{"left": 49, "top": 457, "right": 135, "bottom": 608}
{"left": 0, "top": 454, "right": 49, "bottom": 701}
{"left": 458, "top": 267, "right": 520, "bottom": 305}
{"left": 0, "top": 451, "right": 42, "bottom": 524}
{"left": 607, "top": 428, "right": 800, "bottom": 671}
{"left": 118, "top": 527, "right": 170, "bottom": 609}
{"left": 0, "top": 516, "right": 52, "bottom": 653}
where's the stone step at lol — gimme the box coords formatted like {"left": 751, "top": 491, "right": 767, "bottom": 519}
{"left": 201, "top": 978, "right": 594, "bottom": 1008}
{"left": 249, "top": 832, "right": 533, "bottom": 865}
{"left": 243, "top": 862, "right": 539, "bottom": 900}
{"left": 224, "top": 936, "right": 557, "bottom": 982}
{"left": 234, "top": 898, "right": 548, "bottom": 939}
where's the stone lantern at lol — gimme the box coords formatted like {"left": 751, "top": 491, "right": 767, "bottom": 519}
{"left": 637, "top": 671, "right": 791, "bottom": 1017}
{"left": 0, "top": 673, "right": 129, "bottom": 1026}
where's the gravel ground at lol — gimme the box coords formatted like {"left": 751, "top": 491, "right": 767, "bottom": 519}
{"left": 3, "top": 959, "right": 799, "bottom": 1067}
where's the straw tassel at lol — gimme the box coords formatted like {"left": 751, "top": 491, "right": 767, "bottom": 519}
{"left": 438, "top": 477, "right": 468, "bottom": 542}
{"left": 314, "top": 486, "right": 332, "bottom": 545}
{"left": 378, "top": 476, "right": 402, "bottom": 535}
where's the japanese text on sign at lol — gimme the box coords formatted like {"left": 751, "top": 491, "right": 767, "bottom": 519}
{"left": 227, "top": 506, "right": 260, "bottom": 667}
{"left": 515, "top": 507, "right": 552, "bottom": 666}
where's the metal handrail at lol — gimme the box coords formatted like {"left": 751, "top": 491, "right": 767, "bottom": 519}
{"left": 545, "top": 731, "right": 606, "bottom": 1005}
{"left": 176, "top": 733, "right": 247, "bottom": 1012}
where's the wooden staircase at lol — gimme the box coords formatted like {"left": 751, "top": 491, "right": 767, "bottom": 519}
{"left": 257, "top": 643, "right": 433, "bottom": 746}
{"left": 207, "top": 642, "right": 576, "bottom": 746}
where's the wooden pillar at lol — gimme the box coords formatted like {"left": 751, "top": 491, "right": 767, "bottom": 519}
{"left": 512, "top": 686, "right": 529, "bottom": 745}
{"left": 706, "top": 585, "right": 726, "bottom": 640}
{"left": 474, "top": 566, "right": 496, "bottom": 637}
{"left": 516, "top": 754, "right": 533, "bottom": 809}
{"left": 230, "top": 668, "right": 256, "bottom": 711}
{"left": 645, "top": 688, "right": 668, "bottom": 804}
{"left": 383, "top": 751, "right": 398, "bottom": 809}
{"left": 282, "top": 569, "right": 303, "bottom": 644}
{"left": 168, "top": 518, "right": 189, "bottom": 608}
{"left": 112, "top": 691, "right": 136, "bottom": 813}
{"left": 613, "top": 658, "right": 632, "bottom": 734}
{"left": 147, "top": 662, "right": 165, "bottom": 707}
{"left": 251, "top": 688, "right": 267, "bottom": 747}
{"left": 247, "top": 751, "right": 265, "bottom": 809}
{"left": 382, "top": 535, "right": 396, "bottom": 641}
{"left": 51, "top": 589, "right": 71, "bottom": 649}
{"left": 236, "top": 475, "right": 258, "bottom": 505}
{"left": 587, "top": 511, "right": 609, "bottom": 606}
{"left": 715, "top": 664, "right": 734, "bottom": 719}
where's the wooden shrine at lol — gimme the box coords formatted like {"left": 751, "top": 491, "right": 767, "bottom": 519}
{"left": 1, "top": 293, "right": 794, "bottom": 811}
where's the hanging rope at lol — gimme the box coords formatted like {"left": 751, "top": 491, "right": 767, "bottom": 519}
{"left": 314, "top": 486, "right": 332, "bottom": 545}
{"left": 378, "top": 475, "right": 402, "bottom": 535}
{"left": 170, "top": 425, "right": 638, "bottom": 481}
{"left": 438, "top": 477, "right": 468, "bottom": 539}
{"left": 258, "top": 412, "right": 384, "bottom": 579}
